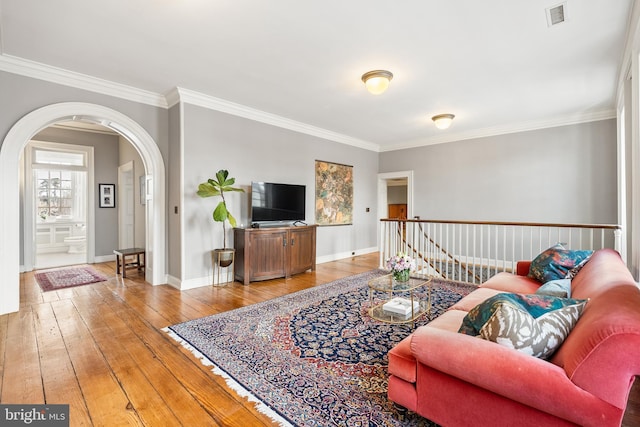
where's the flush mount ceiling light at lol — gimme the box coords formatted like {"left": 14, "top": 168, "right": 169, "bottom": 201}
{"left": 432, "top": 113, "right": 455, "bottom": 130}
{"left": 361, "top": 70, "right": 393, "bottom": 95}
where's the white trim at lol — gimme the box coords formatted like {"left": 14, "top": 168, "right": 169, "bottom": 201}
{"left": 24, "top": 141, "right": 95, "bottom": 270}
{"left": 94, "top": 254, "right": 116, "bottom": 263}
{"left": 383, "top": 110, "right": 617, "bottom": 152}
{"left": 376, "top": 171, "right": 414, "bottom": 267}
{"left": 175, "top": 87, "right": 380, "bottom": 152}
{"left": 166, "top": 274, "right": 182, "bottom": 290}
{"left": 315, "top": 247, "right": 378, "bottom": 265}
{"left": 0, "top": 102, "right": 167, "bottom": 315}
{"left": 0, "top": 55, "right": 618, "bottom": 154}
{"left": 616, "top": 102, "right": 628, "bottom": 264}
{"left": 0, "top": 54, "right": 167, "bottom": 108}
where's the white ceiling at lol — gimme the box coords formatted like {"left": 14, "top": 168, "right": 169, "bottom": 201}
{"left": 0, "top": 0, "right": 633, "bottom": 151}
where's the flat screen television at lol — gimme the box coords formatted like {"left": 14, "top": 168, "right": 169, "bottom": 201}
{"left": 251, "top": 182, "right": 306, "bottom": 223}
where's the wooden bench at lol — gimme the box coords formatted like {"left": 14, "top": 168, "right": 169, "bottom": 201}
{"left": 113, "top": 248, "right": 145, "bottom": 278}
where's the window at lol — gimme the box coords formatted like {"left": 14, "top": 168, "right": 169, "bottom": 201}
{"left": 34, "top": 149, "right": 85, "bottom": 166}
{"left": 36, "top": 169, "right": 73, "bottom": 219}
{"left": 30, "top": 143, "right": 89, "bottom": 223}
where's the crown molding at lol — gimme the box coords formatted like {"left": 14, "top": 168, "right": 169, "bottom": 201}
{"left": 0, "top": 54, "right": 167, "bottom": 108}
{"left": 175, "top": 87, "right": 380, "bottom": 152}
{"left": 383, "top": 109, "right": 617, "bottom": 152}
{"left": 0, "top": 54, "right": 615, "bottom": 154}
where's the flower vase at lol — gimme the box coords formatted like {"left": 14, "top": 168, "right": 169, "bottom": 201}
{"left": 393, "top": 269, "right": 410, "bottom": 283}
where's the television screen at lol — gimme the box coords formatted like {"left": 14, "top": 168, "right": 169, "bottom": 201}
{"left": 251, "top": 182, "right": 306, "bottom": 222}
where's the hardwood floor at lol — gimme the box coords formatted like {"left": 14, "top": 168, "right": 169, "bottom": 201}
{"left": 1, "top": 253, "right": 639, "bottom": 426}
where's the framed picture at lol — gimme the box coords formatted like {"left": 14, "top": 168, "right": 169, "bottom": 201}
{"left": 99, "top": 184, "right": 115, "bottom": 208}
{"left": 315, "top": 160, "right": 353, "bottom": 226}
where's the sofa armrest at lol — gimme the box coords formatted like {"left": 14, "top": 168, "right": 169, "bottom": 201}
{"left": 516, "top": 260, "right": 531, "bottom": 276}
{"left": 410, "top": 326, "right": 618, "bottom": 424}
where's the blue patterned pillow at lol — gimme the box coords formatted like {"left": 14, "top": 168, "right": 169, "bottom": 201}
{"left": 527, "top": 244, "right": 593, "bottom": 283}
{"left": 536, "top": 278, "right": 572, "bottom": 298}
{"left": 458, "top": 293, "right": 587, "bottom": 359}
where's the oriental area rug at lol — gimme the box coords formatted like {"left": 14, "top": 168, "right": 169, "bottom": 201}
{"left": 166, "top": 270, "right": 478, "bottom": 427}
{"left": 35, "top": 265, "right": 109, "bottom": 291}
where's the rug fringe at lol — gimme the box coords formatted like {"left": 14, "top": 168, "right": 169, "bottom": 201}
{"left": 163, "top": 327, "right": 293, "bottom": 427}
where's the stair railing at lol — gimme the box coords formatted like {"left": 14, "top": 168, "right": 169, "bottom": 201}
{"left": 380, "top": 219, "right": 622, "bottom": 284}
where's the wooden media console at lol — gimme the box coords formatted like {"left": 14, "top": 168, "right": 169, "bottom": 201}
{"left": 233, "top": 225, "right": 317, "bottom": 285}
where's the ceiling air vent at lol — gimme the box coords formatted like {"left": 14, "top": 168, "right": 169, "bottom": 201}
{"left": 546, "top": 2, "right": 567, "bottom": 27}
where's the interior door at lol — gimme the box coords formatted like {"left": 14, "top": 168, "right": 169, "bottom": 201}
{"left": 118, "top": 162, "right": 135, "bottom": 249}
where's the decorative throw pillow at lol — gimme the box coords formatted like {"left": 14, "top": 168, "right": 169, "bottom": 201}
{"left": 458, "top": 293, "right": 587, "bottom": 359}
{"left": 536, "top": 278, "right": 572, "bottom": 298}
{"left": 565, "top": 256, "right": 591, "bottom": 279}
{"left": 527, "top": 244, "right": 593, "bottom": 283}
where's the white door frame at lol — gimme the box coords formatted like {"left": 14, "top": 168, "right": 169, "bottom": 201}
{"left": 118, "top": 161, "right": 135, "bottom": 249}
{"left": 376, "top": 170, "right": 414, "bottom": 258}
{"left": 0, "top": 102, "right": 166, "bottom": 315}
{"left": 377, "top": 170, "right": 414, "bottom": 222}
{"left": 24, "top": 141, "right": 95, "bottom": 270}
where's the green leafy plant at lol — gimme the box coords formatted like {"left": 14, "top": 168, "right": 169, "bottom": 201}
{"left": 197, "top": 170, "right": 244, "bottom": 248}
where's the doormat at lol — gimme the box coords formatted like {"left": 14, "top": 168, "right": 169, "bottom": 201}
{"left": 35, "top": 265, "right": 109, "bottom": 291}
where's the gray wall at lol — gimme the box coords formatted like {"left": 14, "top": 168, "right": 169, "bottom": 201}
{"left": 0, "top": 70, "right": 169, "bottom": 265}
{"left": 168, "top": 104, "right": 182, "bottom": 278}
{"left": 181, "top": 103, "right": 379, "bottom": 282}
{"left": 387, "top": 186, "right": 407, "bottom": 205}
{"left": 380, "top": 120, "right": 617, "bottom": 224}
{"left": 31, "top": 126, "right": 120, "bottom": 258}
{"left": 1, "top": 69, "right": 620, "bottom": 284}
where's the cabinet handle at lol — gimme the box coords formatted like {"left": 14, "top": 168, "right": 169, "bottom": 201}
{"left": 283, "top": 240, "right": 286, "bottom": 247}
{"left": 291, "top": 239, "right": 295, "bottom": 246}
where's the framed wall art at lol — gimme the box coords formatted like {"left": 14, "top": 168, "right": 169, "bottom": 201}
{"left": 315, "top": 160, "right": 353, "bottom": 226}
{"left": 99, "top": 183, "right": 115, "bottom": 208}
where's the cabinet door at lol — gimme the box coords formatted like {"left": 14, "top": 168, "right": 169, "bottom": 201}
{"left": 289, "top": 227, "right": 316, "bottom": 275}
{"left": 249, "top": 230, "right": 287, "bottom": 280}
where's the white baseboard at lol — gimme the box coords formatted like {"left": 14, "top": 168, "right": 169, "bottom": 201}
{"left": 316, "top": 246, "right": 378, "bottom": 264}
{"left": 168, "top": 274, "right": 235, "bottom": 290}
{"left": 167, "top": 248, "right": 378, "bottom": 290}
{"left": 94, "top": 254, "right": 116, "bottom": 263}
{"left": 166, "top": 274, "right": 182, "bottom": 289}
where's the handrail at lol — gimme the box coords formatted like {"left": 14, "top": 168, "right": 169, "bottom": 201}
{"left": 380, "top": 218, "right": 621, "bottom": 230}
{"left": 380, "top": 218, "right": 622, "bottom": 284}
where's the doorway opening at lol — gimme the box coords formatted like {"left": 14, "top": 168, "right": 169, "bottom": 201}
{"left": 24, "top": 141, "right": 93, "bottom": 270}
{"left": 0, "top": 102, "right": 166, "bottom": 316}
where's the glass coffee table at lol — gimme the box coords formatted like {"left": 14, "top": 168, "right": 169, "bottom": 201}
{"left": 368, "top": 274, "right": 432, "bottom": 326}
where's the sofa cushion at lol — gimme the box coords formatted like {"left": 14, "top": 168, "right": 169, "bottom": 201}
{"left": 458, "top": 293, "right": 587, "bottom": 359}
{"left": 479, "top": 271, "right": 541, "bottom": 294}
{"left": 527, "top": 244, "right": 593, "bottom": 283}
{"left": 449, "top": 287, "right": 505, "bottom": 312}
{"left": 536, "top": 278, "right": 572, "bottom": 298}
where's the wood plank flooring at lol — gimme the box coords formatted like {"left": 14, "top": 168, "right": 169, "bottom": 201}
{"left": 1, "top": 253, "right": 638, "bottom": 426}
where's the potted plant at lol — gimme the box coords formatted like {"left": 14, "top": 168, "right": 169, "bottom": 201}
{"left": 197, "top": 169, "right": 245, "bottom": 268}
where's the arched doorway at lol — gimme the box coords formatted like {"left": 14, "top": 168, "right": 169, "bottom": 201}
{"left": 0, "top": 102, "right": 166, "bottom": 315}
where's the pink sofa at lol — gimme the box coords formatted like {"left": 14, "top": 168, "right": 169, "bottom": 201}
{"left": 387, "top": 248, "right": 640, "bottom": 426}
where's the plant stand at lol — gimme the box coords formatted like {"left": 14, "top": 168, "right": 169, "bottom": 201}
{"left": 212, "top": 248, "right": 235, "bottom": 286}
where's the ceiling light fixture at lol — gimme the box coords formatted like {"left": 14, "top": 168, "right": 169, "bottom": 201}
{"left": 361, "top": 70, "right": 393, "bottom": 95}
{"left": 432, "top": 113, "right": 455, "bottom": 130}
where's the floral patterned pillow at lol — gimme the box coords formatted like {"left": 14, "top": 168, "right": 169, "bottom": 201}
{"left": 458, "top": 293, "right": 587, "bottom": 359}
{"left": 527, "top": 244, "right": 593, "bottom": 283}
